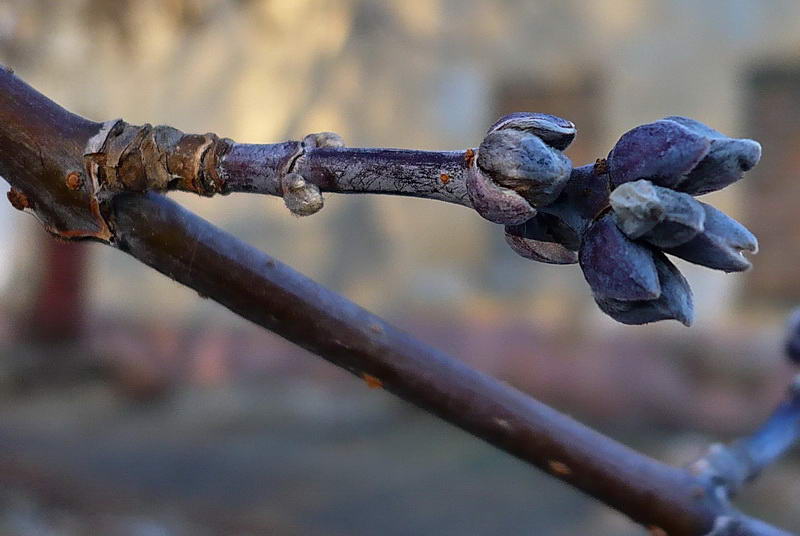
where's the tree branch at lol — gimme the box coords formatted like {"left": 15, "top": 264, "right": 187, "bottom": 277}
{"left": 0, "top": 67, "right": 795, "bottom": 535}
{"left": 109, "top": 191, "right": 718, "bottom": 535}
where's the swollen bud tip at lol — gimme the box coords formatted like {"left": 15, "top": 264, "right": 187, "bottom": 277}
{"left": 607, "top": 116, "right": 762, "bottom": 196}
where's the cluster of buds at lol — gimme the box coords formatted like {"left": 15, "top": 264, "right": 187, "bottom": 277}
{"left": 467, "top": 114, "right": 761, "bottom": 326}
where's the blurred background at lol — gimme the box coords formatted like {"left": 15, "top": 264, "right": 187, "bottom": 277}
{"left": 1, "top": 1, "right": 799, "bottom": 534}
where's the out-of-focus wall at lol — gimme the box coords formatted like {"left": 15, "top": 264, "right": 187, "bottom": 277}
{"left": 1, "top": 0, "right": 800, "bottom": 331}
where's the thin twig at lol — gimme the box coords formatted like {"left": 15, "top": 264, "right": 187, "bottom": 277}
{"left": 222, "top": 144, "right": 473, "bottom": 207}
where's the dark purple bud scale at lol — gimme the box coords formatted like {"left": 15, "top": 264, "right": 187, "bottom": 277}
{"left": 529, "top": 164, "right": 612, "bottom": 250}
{"left": 505, "top": 215, "right": 564, "bottom": 244}
{"left": 465, "top": 163, "right": 537, "bottom": 225}
{"left": 607, "top": 116, "right": 761, "bottom": 196}
{"left": 579, "top": 214, "right": 661, "bottom": 302}
{"left": 495, "top": 113, "right": 760, "bottom": 326}
{"left": 676, "top": 137, "right": 762, "bottom": 195}
{"left": 467, "top": 112, "right": 575, "bottom": 225}
{"left": 610, "top": 180, "right": 705, "bottom": 249}
{"left": 664, "top": 202, "right": 757, "bottom": 272}
{"left": 477, "top": 129, "right": 572, "bottom": 207}
{"left": 608, "top": 120, "right": 710, "bottom": 190}
{"left": 595, "top": 252, "right": 693, "bottom": 326}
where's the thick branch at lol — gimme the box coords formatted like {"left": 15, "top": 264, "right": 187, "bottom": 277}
{"left": 0, "top": 68, "right": 795, "bottom": 536}
{"left": 110, "top": 191, "right": 716, "bottom": 535}
{"left": 0, "top": 67, "right": 109, "bottom": 239}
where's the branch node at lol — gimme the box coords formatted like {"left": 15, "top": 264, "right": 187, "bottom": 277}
{"left": 84, "top": 120, "right": 231, "bottom": 198}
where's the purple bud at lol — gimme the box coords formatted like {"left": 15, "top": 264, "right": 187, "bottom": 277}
{"left": 465, "top": 163, "right": 537, "bottom": 225}
{"left": 579, "top": 214, "right": 661, "bottom": 301}
{"left": 533, "top": 164, "right": 611, "bottom": 250}
{"left": 661, "top": 116, "right": 724, "bottom": 138}
{"left": 610, "top": 179, "right": 705, "bottom": 248}
{"left": 664, "top": 202, "right": 757, "bottom": 272}
{"left": 595, "top": 252, "right": 694, "bottom": 326}
{"left": 678, "top": 138, "right": 761, "bottom": 195}
{"left": 476, "top": 128, "right": 572, "bottom": 207}
{"left": 659, "top": 117, "right": 761, "bottom": 195}
{"left": 488, "top": 112, "right": 577, "bottom": 151}
{"left": 607, "top": 117, "right": 761, "bottom": 196}
{"left": 608, "top": 120, "right": 710, "bottom": 189}
{"left": 504, "top": 233, "right": 578, "bottom": 264}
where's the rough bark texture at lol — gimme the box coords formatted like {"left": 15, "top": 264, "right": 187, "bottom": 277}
{"left": 0, "top": 67, "right": 795, "bottom": 536}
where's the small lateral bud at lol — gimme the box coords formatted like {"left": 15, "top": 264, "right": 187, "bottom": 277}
{"left": 281, "top": 173, "right": 323, "bottom": 216}
{"left": 476, "top": 129, "right": 572, "bottom": 208}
